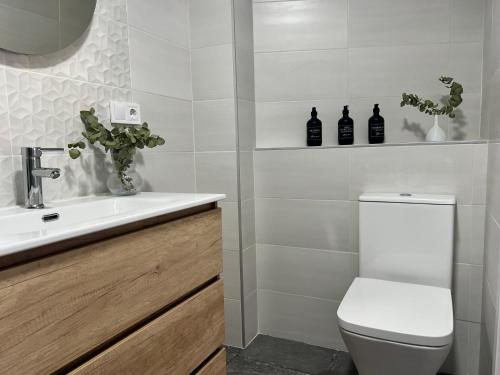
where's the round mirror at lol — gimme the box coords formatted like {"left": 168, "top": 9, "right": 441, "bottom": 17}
{"left": 0, "top": 0, "right": 97, "bottom": 55}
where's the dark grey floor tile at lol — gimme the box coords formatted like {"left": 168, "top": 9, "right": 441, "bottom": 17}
{"left": 228, "top": 335, "right": 453, "bottom": 375}
{"left": 238, "top": 335, "right": 337, "bottom": 374}
{"left": 228, "top": 356, "right": 308, "bottom": 375}
{"left": 226, "top": 345, "right": 243, "bottom": 363}
{"left": 316, "top": 351, "right": 358, "bottom": 375}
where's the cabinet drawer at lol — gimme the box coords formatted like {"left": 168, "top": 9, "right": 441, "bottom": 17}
{"left": 70, "top": 280, "right": 225, "bottom": 375}
{"left": 0, "top": 209, "right": 222, "bottom": 374}
{"left": 195, "top": 349, "right": 227, "bottom": 375}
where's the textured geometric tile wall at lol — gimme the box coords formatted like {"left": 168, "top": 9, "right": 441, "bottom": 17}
{"left": 0, "top": 69, "right": 10, "bottom": 156}
{"left": 96, "top": 0, "right": 128, "bottom": 24}
{"left": 0, "top": 0, "right": 132, "bottom": 207}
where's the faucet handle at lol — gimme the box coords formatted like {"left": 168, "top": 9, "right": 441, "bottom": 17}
{"left": 21, "top": 147, "right": 64, "bottom": 158}
{"left": 40, "top": 147, "right": 64, "bottom": 154}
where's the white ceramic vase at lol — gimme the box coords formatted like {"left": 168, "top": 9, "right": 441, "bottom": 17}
{"left": 425, "top": 115, "right": 446, "bottom": 142}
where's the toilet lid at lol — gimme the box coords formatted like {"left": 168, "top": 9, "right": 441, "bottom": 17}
{"left": 337, "top": 277, "right": 453, "bottom": 347}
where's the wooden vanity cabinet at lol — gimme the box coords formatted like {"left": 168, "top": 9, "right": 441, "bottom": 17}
{"left": 0, "top": 205, "right": 225, "bottom": 375}
{"left": 194, "top": 349, "right": 227, "bottom": 375}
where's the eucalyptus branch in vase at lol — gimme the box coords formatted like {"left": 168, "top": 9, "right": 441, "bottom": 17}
{"left": 68, "top": 108, "right": 165, "bottom": 195}
{"left": 400, "top": 76, "right": 464, "bottom": 142}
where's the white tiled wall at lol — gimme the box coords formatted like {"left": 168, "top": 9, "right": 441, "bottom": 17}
{"left": 0, "top": 0, "right": 249, "bottom": 349}
{"left": 480, "top": 0, "right": 500, "bottom": 373}
{"left": 480, "top": 142, "right": 500, "bottom": 375}
{"left": 190, "top": 0, "right": 234, "bottom": 49}
{"left": 253, "top": 0, "right": 485, "bottom": 148}
{"left": 254, "top": 143, "right": 487, "bottom": 375}
{"left": 0, "top": 3, "right": 491, "bottom": 373}
{"left": 194, "top": 99, "right": 237, "bottom": 152}
{"left": 127, "top": 0, "right": 190, "bottom": 48}
{"left": 0, "top": 0, "right": 254, "bottom": 350}
{"left": 235, "top": 0, "right": 258, "bottom": 347}
{"left": 190, "top": 0, "right": 257, "bottom": 348}
{"left": 189, "top": 0, "right": 242, "bottom": 347}
{"left": 129, "top": 28, "right": 192, "bottom": 99}
{"left": 127, "top": 0, "right": 196, "bottom": 195}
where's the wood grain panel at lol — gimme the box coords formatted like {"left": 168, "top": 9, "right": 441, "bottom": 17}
{"left": 195, "top": 349, "right": 227, "bottom": 375}
{"left": 70, "top": 280, "right": 225, "bottom": 375}
{"left": 0, "top": 208, "right": 222, "bottom": 375}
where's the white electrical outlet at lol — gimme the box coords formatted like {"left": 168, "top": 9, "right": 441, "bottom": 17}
{"left": 110, "top": 101, "right": 142, "bottom": 125}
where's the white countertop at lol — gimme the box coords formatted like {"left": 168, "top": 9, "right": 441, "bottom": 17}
{"left": 0, "top": 192, "right": 226, "bottom": 258}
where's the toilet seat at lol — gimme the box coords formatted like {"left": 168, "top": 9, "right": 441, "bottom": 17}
{"left": 337, "top": 277, "right": 454, "bottom": 347}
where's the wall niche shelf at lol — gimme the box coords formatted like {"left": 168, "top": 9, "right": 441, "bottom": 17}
{"left": 255, "top": 140, "right": 486, "bottom": 151}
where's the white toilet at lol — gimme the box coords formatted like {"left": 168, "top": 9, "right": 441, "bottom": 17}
{"left": 337, "top": 193, "right": 456, "bottom": 375}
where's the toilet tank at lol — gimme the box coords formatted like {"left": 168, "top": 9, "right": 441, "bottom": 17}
{"left": 359, "top": 193, "right": 456, "bottom": 289}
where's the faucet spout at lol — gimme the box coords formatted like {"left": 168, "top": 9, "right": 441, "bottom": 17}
{"left": 21, "top": 147, "right": 64, "bottom": 209}
{"left": 32, "top": 168, "right": 61, "bottom": 179}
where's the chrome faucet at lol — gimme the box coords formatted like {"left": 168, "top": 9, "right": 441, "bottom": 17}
{"left": 22, "top": 147, "right": 64, "bottom": 209}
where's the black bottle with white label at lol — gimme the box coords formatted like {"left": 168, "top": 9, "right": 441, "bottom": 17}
{"left": 338, "top": 105, "right": 354, "bottom": 145}
{"left": 368, "top": 104, "right": 385, "bottom": 144}
{"left": 307, "top": 107, "right": 322, "bottom": 146}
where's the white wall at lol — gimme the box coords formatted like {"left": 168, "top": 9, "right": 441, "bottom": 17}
{"left": 189, "top": 0, "right": 242, "bottom": 347}
{"left": 254, "top": 143, "right": 487, "bottom": 374}
{"left": 127, "top": 0, "right": 196, "bottom": 193}
{"left": 0, "top": 0, "right": 254, "bottom": 349}
{"left": 189, "top": 0, "right": 257, "bottom": 347}
{"left": 234, "top": 0, "right": 259, "bottom": 346}
{"left": 0, "top": 2, "right": 490, "bottom": 371}
{"left": 252, "top": 2, "right": 488, "bottom": 373}
{"left": 252, "top": 0, "right": 485, "bottom": 148}
{"left": 480, "top": 0, "right": 500, "bottom": 373}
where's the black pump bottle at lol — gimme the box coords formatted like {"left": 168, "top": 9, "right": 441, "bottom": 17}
{"left": 368, "top": 104, "right": 385, "bottom": 144}
{"left": 338, "top": 105, "right": 354, "bottom": 145}
{"left": 307, "top": 107, "right": 322, "bottom": 146}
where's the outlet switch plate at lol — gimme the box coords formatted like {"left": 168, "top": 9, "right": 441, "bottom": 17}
{"left": 110, "top": 101, "right": 142, "bottom": 125}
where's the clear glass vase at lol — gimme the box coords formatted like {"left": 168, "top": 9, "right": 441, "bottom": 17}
{"left": 106, "top": 151, "right": 143, "bottom": 196}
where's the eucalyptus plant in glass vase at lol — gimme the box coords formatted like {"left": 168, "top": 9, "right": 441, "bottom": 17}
{"left": 68, "top": 108, "right": 165, "bottom": 195}
{"left": 401, "top": 76, "right": 464, "bottom": 142}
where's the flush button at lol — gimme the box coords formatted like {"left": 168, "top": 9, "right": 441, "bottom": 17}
{"left": 400, "top": 193, "right": 412, "bottom": 197}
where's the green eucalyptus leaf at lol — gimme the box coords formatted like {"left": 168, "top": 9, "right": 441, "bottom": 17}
{"left": 401, "top": 76, "right": 463, "bottom": 119}
{"left": 69, "top": 149, "right": 81, "bottom": 159}
{"left": 450, "top": 82, "right": 464, "bottom": 95}
{"left": 69, "top": 108, "right": 165, "bottom": 165}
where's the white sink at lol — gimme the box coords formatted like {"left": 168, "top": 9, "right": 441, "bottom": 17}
{"left": 0, "top": 192, "right": 225, "bottom": 257}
